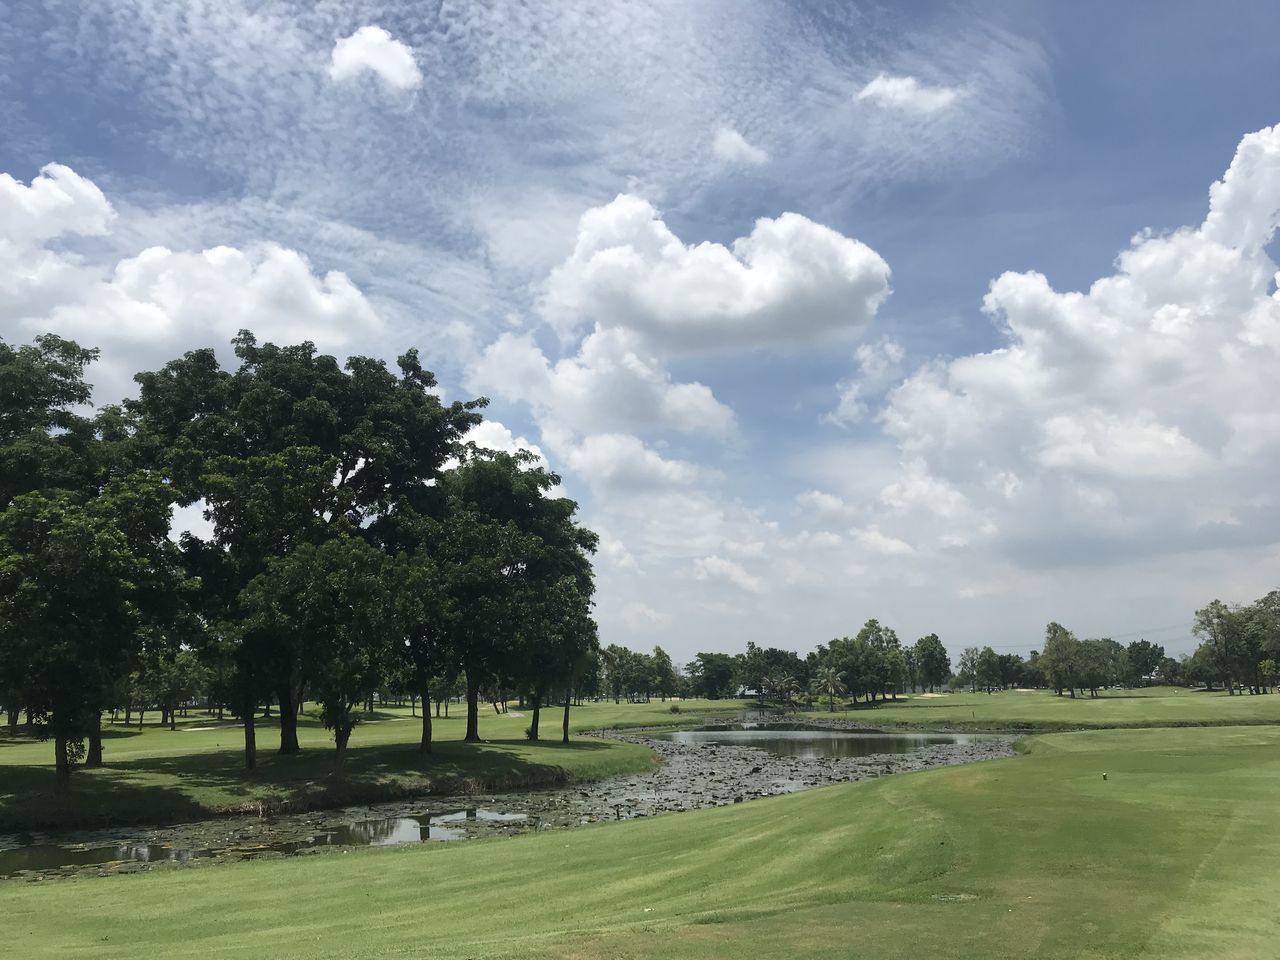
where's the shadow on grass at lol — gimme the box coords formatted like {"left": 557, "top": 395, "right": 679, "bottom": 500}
{"left": 0, "top": 764, "right": 208, "bottom": 833}
{"left": 1, "top": 736, "right": 621, "bottom": 832}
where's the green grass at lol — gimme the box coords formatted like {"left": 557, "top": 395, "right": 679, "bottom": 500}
{"left": 0, "top": 699, "right": 746, "bottom": 831}
{"left": 3, "top": 724, "right": 1278, "bottom": 958}
{"left": 801, "top": 685, "right": 1280, "bottom": 731}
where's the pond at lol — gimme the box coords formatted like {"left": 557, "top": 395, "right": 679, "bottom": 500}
{"left": 0, "top": 807, "right": 529, "bottom": 879}
{"left": 0, "top": 725, "right": 1013, "bottom": 881}
{"left": 651, "top": 728, "right": 989, "bottom": 759}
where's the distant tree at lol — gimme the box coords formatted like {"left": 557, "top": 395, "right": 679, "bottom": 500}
{"left": 686, "top": 653, "right": 737, "bottom": 699}
{"left": 1039, "top": 623, "right": 1081, "bottom": 697}
{"left": 651, "top": 647, "right": 678, "bottom": 701}
{"left": 1193, "top": 600, "right": 1246, "bottom": 694}
{"left": 913, "top": 634, "right": 951, "bottom": 692}
{"left": 976, "top": 646, "right": 1001, "bottom": 692}
{"left": 814, "top": 666, "right": 847, "bottom": 712}
{"left": 957, "top": 647, "right": 981, "bottom": 693}
{"left": 1124, "top": 640, "right": 1164, "bottom": 686}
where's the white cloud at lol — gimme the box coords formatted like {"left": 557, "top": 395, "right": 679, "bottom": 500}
{"left": 621, "top": 601, "right": 672, "bottom": 630}
{"left": 464, "top": 420, "right": 545, "bottom": 463}
{"left": 872, "top": 123, "right": 1280, "bottom": 565}
{"left": 0, "top": 164, "right": 384, "bottom": 401}
{"left": 563, "top": 433, "right": 705, "bottom": 494}
{"left": 328, "top": 26, "right": 423, "bottom": 92}
{"left": 0, "top": 163, "right": 114, "bottom": 243}
{"left": 468, "top": 325, "right": 735, "bottom": 440}
{"left": 857, "top": 73, "right": 960, "bottom": 114}
{"left": 542, "top": 194, "right": 891, "bottom": 351}
{"left": 693, "top": 555, "right": 765, "bottom": 594}
{"left": 712, "top": 127, "right": 768, "bottom": 165}
{"left": 827, "top": 337, "right": 905, "bottom": 425}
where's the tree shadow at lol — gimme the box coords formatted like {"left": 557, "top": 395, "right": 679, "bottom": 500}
{"left": 0, "top": 764, "right": 208, "bottom": 832}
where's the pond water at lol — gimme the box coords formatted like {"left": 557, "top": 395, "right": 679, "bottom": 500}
{"left": 652, "top": 728, "right": 986, "bottom": 759}
{"left": 0, "top": 726, "right": 1009, "bottom": 881}
{"left": 0, "top": 807, "right": 527, "bottom": 878}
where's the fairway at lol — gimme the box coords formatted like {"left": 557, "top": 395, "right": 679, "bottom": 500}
{"left": 3, "top": 724, "right": 1277, "bottom": 959}
{"left": 0, "top": 699, "right": 748, "bottom": 830}
{"left": 803, "top": 686, "right": 1280, "bottom": 731}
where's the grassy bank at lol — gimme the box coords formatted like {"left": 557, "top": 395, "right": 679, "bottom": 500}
{"left": 3, "top": 724, "right": 1277, "bottom": 958}
{"left": 799, "top": 685, "right": 1280, "bottom": 731}
{"left": 0, "top": 698, "right": 746, "bottom": 831}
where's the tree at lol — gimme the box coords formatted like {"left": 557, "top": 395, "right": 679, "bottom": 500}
{"left": 240, "top": 536, "right": 403, "bottom": 769}
{"left": 132, "top": 333, "right": 482, "bottom": 766}
{"left": 957, "top": 647, "right": 981, "bottom": 693}
{"left": 0, "top": 479, "right": 174, "bottom": 792}
{"left": 686, "top": 653, "right": 737, "bottom": 699}
{"left": 976, "top": 646, "right": 1001, "bottom": 692}
{"left": 1125, "top": 639, "right": 1165, "bottom": 686}
{"left": 913, "top": 634, "right": 951, "bottom": 692}
{"left": 651, "top": 647, "right": 678, "bottom": 701}
{"left": 1039, "top": 623, "right": 1081, "bottom": 697}
{"left": 1193, "top": 600, "right": 1246, "bottom": 694}
{"left": 814, "top": 666, "right": 847, "bottom": 712}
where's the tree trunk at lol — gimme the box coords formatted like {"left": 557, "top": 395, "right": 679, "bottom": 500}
{"left": 334, "top": 723, "right": 352, "bottom": 770}
{"left": 54, "top": 732, "right": 71, "bottom": 795}
{"left": 419, "top": 685, "right": 433, "bottom": 755}
{"left": 6, "top": 705, "right": 17, "bottom": 736}
{"left": 243, "top": 691, "right": 257, "bottom": 772}
{"left": 465, "top": 675, "right": 480, "bottom": 742}
{"left": 169, "top": 705, "right": 177, "bottom": 731}
{"left": 529, "top": 691, "right": 542, "bottom": 741}
{"left": 86, "top": 713, "right": 104, "bottom": 768}
{"left": 277, "top": 684, "right": 301, "bottom": 754}
{"left": 562, "top": 692, "right": 571, "bottom": 744}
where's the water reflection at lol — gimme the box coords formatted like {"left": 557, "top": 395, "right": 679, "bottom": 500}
{"left": 0, "top": 808, "right": 526, "bottom": 877}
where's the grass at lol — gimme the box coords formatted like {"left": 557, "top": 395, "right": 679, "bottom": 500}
{"left": 0, "top": 699, "right": 747, "bottom": 831}
{"left": 800, "top": 685, "right": 1280, "bottom": 732}
{"left": 3, "top": 724, "right": 1278, "bottom": 958}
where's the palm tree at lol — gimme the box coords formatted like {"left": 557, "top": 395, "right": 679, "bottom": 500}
{"left": 815, "top": 666, "right": 847, "bottom": 713}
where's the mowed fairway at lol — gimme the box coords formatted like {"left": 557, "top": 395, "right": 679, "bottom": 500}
{"left": 3, "top": 724, "right": 1278, "bottom": 959}
{"left": 803, "top": 685, "right": 1280, "bottom": 731}
{"left": 0, "top": 699, "right": 748, "bottom": 830}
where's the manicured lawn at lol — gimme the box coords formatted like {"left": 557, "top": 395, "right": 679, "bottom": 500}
{"left": 0, "top": 699, "right": 747, "bottom": 830}
{"left": 4, "top": 725, "right": 1277, "bottom": 958}
{"left": 801, "top": 685, "right": 1280, "bottom": 731}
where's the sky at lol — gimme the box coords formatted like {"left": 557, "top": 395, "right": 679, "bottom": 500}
{"left": 3, "top": 1, "right": 1280, "bottom": 665}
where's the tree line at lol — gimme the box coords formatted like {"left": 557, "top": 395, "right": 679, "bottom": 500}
{"left": 0, "top": 332, "right": 599, "bottom": 791}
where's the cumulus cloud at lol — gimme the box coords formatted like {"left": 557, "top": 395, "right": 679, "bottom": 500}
{"left": 872, "top": 123, "right": 1280, "bottom": 565}
{"left": 467, "top": 326, "right": 735, "bottom": 440}
{"left": 464, "top": 420, "right": 545, "bottom": 463}
{"left": 328, "top": 26, "right": 423, "bottom": 92}
{"left": 0, "top": 164, "right": 116, "bottom": 321}
{"left": 542, "top": 194, "right": 890, "bottom": 351}
{"left": 857, "top": 73, "right": 960, "bottom": 114}
{"left": 0, "top": 164, "right": 383, "bottom": 400}
{"left": 1, "top": 163, "right": 114, "bottom": 243}
{"left": 712, "top": 127, "right": 768, "bottom": 165}
{"left": 826, "top": 337, "right": 905, "bottom": 425}
{"left": 693, "top": 555, "right": 765, "bottom": 594}
{"left": 563, "top": 433, "right": 705, "bottom": 494}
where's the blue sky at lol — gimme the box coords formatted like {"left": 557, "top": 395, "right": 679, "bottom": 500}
{"left": 4, "top": 1, "right": 1280, "bottom": 664}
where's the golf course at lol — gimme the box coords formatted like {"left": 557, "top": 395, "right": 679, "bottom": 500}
{"left": 3, "top": 688, "right": 1279, "bottom": 959}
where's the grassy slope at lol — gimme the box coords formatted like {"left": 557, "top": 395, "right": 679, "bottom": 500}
{"left": 801, "top": 685, "right": 1280, "bottom": 731}
{"left": 0, "top": 699, "right": 748, "bottom": 830}
{"left": 4, "top": 725, "right": 1278, "bottom": 959}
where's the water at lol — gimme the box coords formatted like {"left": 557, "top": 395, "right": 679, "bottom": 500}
{"left": 652, "top": 728, "right": 986, "bottom": 759}
{"left": 0, "top": 807, "right": 525, "bottom": 878}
